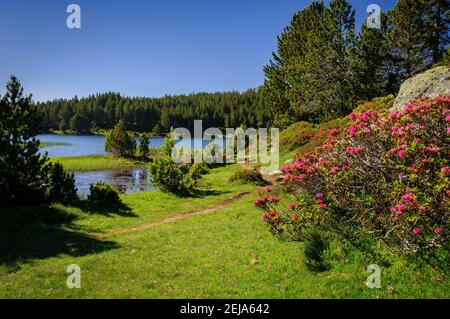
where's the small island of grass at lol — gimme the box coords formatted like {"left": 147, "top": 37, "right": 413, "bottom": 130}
{"left": 39, "top": 141, "right": 71, "bottom": 148}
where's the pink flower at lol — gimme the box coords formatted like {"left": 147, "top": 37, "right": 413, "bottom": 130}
{"left": 418, "top": 206, "right": 426, "bottom": 213}
{"left": 434, "top": 228, "right": 442, "bottom": 235}
{"left": 412, "top": 227, "right": 421, "bottom": 235}
{"left": 348, "top": 124, "right": 358, "bottom": 137}
{"left": 346, "top": 146, "right": 364, "bottom": 155}
{"left": 261, "top": 214, "right": 268, "bottom": 222}
{"left": 316, "top": 193, "right": 324, "bottom": 199}
{"left": 255, "top": 189, "right": 261, "bottom": 195}
{"left": 445, "top": 115, "right": 450, "bottom": 122}
{"left": 269, "top": 196, "right": 280, "bottom": 203}
{"left": 264, "top": 186, "right": 272, "bottom": 193}
{"left": 440, "top": 167, "right": 450, "bottom": 175}
{"left": 330, "top": 166, "right": 339, "bottom": 175}
{"left": 319, "top": 203, "right": 328, "bottom": 209}
{"left": 255, "top": 198, "right": 262, "bottom": 205}
{"left": 434, "top": 97, "right": 442, "bottom": 103}
{"left": 341, "top": 165, "right": 348, "bottom": 171}
{"left": 425, "top": 146, "right": 440, "bottom": 154}
{"left": 289, "top": 203, "right": 296, "bottom": 210}
{"left": 398, "top": 150, "right": 407, "bottom": 158}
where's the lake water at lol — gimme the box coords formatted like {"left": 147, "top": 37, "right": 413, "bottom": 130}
{"left": 74, "top": 167, "right": 156, "bottom": 198}
{"left": 37, "top": 134, "right": 225, "bottom": 197}
{"left": 38, "top": 134, "right": 165, "bottom": 157}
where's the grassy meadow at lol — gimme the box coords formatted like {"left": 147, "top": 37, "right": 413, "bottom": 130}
{"left": 1, "top": 146, "right": 449, "bottom": 298}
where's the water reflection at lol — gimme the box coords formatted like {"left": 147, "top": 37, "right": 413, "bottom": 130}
{"left": 74, "top": 167, "right": 155, "bottom": 198}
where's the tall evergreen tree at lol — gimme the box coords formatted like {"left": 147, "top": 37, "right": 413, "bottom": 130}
{"left": 388, "top": 0, "right": 428, "bottom": 81}
{"left": 0, "top": 76, "right": 50, "bottom": 205}
{"left": 263, "top": 0, "right": 359, "bottom": 124}
{"left": 358, "top": 13, "right": 398, "bottom": 99}
{"left": 421, "top": 0, "right": 450, "bottom": 65}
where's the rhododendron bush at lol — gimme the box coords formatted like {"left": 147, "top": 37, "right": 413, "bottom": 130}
{"left": 256, "top": 96, "right": 450, "bottom": 256}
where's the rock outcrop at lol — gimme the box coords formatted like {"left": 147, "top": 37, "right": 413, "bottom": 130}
{"left": 391, "top": 66, "right": 450, "bottom": 111}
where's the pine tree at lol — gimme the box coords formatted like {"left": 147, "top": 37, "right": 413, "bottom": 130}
{"left": 388, "top": 0, "right": 428, "bottom": 81}
{"left": 69, "top": 113, "right": 91, "bottom": 134}
{"left": 160, "top": 108, "right": 171, "bottom": 132}
{"left": 263, "top": 0, "right": 359, "bottom": 124}
{"left": 422, "top": 0, "right": 450, "bottom": 65}
{"left": 138, "top": 134, "right": 150, "bottom": 158}
{"left": 358, "top": 12, "right": 398, "bottom": 99}
{"left": 0, "top": 76, "right": 50, "bottom": 205}
{"left": 105, "top": 120, "right": 136, "bottom": 157}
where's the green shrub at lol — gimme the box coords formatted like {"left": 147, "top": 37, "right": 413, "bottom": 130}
{"left": 148, "top": 138, "right": 205, "bottom": 195}
{"left": 88, "top": 181, "right": 121, "bottom": 205}
{"left": 47, "top": 163, "right": 78, "bottom": 204}
{"left": 280, "top": 121, "right": 315, "bottom": 150}
{"left": 230, "top": 168, "right": 267, "bottom": 185}
{"left": 105, "top": 120, "right": 136, "bottom": 157}
{"left": 138, "top": 134, "right": 150, "bottom": 158}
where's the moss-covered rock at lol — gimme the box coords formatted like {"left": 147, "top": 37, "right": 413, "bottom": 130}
{"left": 391, "top": 66, "right": 450, "bottom": 111}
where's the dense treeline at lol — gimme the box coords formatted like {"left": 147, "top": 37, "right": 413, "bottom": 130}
{"left": 38, "top": 89, "right": 268, "bottom": 134}
{"left": 263, "top": 0, "right": 449, "bottom": 127}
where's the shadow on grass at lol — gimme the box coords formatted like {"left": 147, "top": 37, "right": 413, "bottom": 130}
{"left": 72, "top": 200, "right": 138, "bottom": 218}
{"left": 0, "top": 205, "right": 119, "bottom": 267}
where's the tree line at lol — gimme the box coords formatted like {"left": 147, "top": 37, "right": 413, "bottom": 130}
{"left": 37, "top": 89, "right": 269, "bottom": 134}
{"left": 263, "top": 0, "right": 449, "bottom": 127}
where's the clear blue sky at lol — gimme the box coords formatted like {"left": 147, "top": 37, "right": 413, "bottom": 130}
{"left": 0, "top": 0, "right": 395, "bottom": 101}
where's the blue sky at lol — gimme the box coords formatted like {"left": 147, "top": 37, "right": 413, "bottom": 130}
{"left": 0, "top": 0, "right": 395, "bottom": 101}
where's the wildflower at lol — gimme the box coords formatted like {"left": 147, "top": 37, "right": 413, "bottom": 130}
{"left": 264, "top": 186, "right": 272, "bottom": 193}
{"left": 434, "top": 228, "right": 442, "bottom": 235}
{"left": 341, "top": 165, "right": 348, "bottom": 171}
{"left": 425, "top": 146, "right": 440, "bottom": 154}
{"left": 330, "top": 166, "right": 339, "bottom": 175}
{"left": 418, "top": 206, "right": 426, "bottom": 213}
{"left": 440, "top": 166, "right": 450, "bottom": 175}
{"left": 255, "top": 189, "right": 261, "bottom": 195}
{"left": 412, "top": 227, "right": 421, "bottom": 235}
{"left": 319, "top": 203, "right": 328, "bottom": 209}
{"left": 269, "top": 196, "right": 280, "bottom": 203}
{"left": 289, "top": 203, "right": 296, "bottom": 210}
{"left": 255, "top": 198, "right": 262, "bottom": 206}
{"left": 316, "top": 193, "right": 324, "bottom": 199}
{"left": 398, "top": 150, "right": 407, "bottom": 158}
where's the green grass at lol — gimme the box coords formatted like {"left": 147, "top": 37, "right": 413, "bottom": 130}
{"left": 40, "top": 141, "right": 71, "bottom": 148}
{"left": 1, "top": 189, "right": 448, "bottom": 298}
{"left": 50, "top": 155, "right": 144, "bottom": 172}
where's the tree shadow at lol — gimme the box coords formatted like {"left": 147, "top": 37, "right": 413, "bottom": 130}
{"left": 0, "top": 205, "right": 119, "bottom": 267}
{"left": 72, "top": 200, "right": 138, "bottom": 218}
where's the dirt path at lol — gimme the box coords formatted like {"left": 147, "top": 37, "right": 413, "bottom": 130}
{"left": 98, "top": 192, "right": 251, "bottom": 238}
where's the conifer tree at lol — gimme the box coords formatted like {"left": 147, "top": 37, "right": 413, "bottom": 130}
{"left": 0, "top": 76, "right": 50, "bottom": 205}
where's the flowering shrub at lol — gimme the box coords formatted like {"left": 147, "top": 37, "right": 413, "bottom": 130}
{"left": 256, "top": 96, "right": 450, "bottom": 256}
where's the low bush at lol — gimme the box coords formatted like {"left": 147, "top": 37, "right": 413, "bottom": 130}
{"left": 280, "top": 122, "right": 315, "bottom": 151}
{"left": 148, "top": 138, "right": 207, "bottom": 195}
{"left": 46, "top": 163, "right": 78, "bottom": 204}
{"left": 256, "top": 96, "right": 450, "bottom": 259}
{"left": 230, "top": 168, "right": 267, "bottom": 185}
{"left": 88, "top": 181, "right": 121, "bottom": 205}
